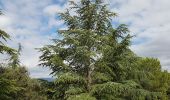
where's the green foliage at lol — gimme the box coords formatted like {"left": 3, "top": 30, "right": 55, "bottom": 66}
{"left": 91, "top": 81, "right": 139, "bottom": 99}
{"left": 55, "top": 73, "right": 86, "bottom": 85}
{"left": 39, "top": 0, "right": 170, "bottom": 100}
{"left": 8, "top": 43, "right": 22, "bottom": 68}
{"left": 0, "top": 29, "right": 15, "bottom": 55}
{"left": 1, "top": 1, "right": 170, "bottom": 100}
{"left": 0, "top": 66, "right": 48, "bottom": 100}
{"left": 67, "top": 93, "right": 96, "bottom": 100}
{"left": 0, "top": 77, "right": 20, "bottom": 100}
{"left": 0, "top": 10, "right": 19, "bottom": 68}
{"left": 0, "top": 11, "right": 15, "bottom": 55}
{"left": 128, "top": 89, "right": 166, "bottom": 100}
{"left": 0, "top": 11, "right": 24, "bottom": 99}
{"left": 0, "top": 10, "right": 47, "bottom": 100}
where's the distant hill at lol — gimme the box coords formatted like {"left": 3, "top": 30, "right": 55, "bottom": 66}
{"left": 38, "top": 78, "right": 54, "bottom": 82}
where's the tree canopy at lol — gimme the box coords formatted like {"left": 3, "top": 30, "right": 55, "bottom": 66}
{"left": 39, "top": 0, "right": 170, "bottom": 100}
{"left": 0, "top": 0, "right": 170, "bottom": 100}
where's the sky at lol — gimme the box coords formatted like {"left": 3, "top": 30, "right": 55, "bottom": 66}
{"left": 0, "top": 0, "right": 170, "bottom": 78}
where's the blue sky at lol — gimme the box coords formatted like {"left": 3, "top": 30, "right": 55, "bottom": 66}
{"left": 0, "top": 0, "right": 170, "bottom": 78}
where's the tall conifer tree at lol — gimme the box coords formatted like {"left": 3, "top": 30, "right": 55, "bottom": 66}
{"left": 39, "top": 0, "right": 168, "bottom": 99}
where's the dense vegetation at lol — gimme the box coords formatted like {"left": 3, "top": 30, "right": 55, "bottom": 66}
{"left": 1, "top": 0, "right": 170, "bottom": 100}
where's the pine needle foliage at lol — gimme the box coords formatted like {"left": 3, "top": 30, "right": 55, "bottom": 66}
{"left": 0, "top": 10, "right": 19, "bottom": 68}
{"left": 0, "top": 11, "right": 15, "bottom": 55}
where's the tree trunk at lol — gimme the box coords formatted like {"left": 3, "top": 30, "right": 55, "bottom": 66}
{"left": 86, "top": 63, "right": 94, "bottom": 91}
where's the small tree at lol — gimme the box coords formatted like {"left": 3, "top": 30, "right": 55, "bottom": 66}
{"left": 0, "top": 11, "right": 25, "bottom": 100}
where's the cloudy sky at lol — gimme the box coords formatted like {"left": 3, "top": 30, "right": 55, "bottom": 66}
{"left": 0, "top": 0, "right": 170, "bottom": 78}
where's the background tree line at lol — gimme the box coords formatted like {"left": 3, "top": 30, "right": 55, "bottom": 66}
{"left": 1, "top": 0, "right": 170, "bottom": 100}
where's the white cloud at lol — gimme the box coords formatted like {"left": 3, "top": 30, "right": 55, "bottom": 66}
{"left": 0, "top": 15, "right": 12, "bottom": 28}
{"left": 43, "top": 5, "right": 64, "bottom": 16}
{"left": 0, "top": 0, "right": 55, "bottom": 78}
{"left": 110, "top": 0, "right": 170, "bottom": 70}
